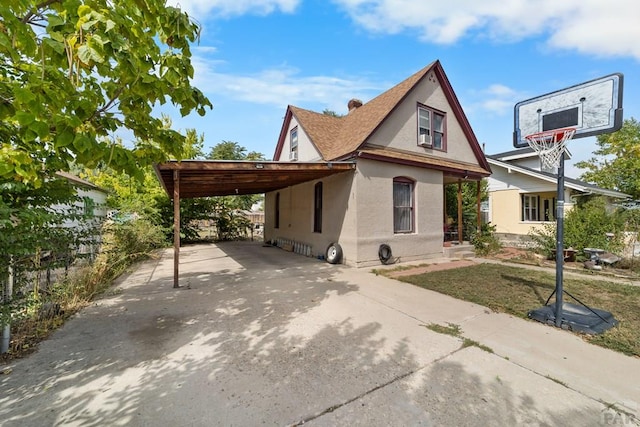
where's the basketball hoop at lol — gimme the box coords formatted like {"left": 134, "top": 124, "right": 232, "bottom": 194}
{"left": 524, "top": 127, "right": 576, "bottom": 169}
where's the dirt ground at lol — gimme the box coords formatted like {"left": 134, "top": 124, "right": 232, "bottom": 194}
{"left": 385, "top": 259, "right": 477, "bottom": 279}
{"left": 385, "top": 246, "right": 640, "bottom": 282}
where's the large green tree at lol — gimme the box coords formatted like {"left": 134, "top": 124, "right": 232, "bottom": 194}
{"left": 575, "top": 118, "right": 640, "bottom": 199}
{"left": 445, "top": 180, "right": 488, "bottom": 238}
{"left": 82, "top": 121, "right": 205, "bottom": 218}
{"left": 207, "top": 140, "right": 265, "bottom": 162}
{"left": 0, "top": 0, "right": 211, "bottom": 185}
{"left": 203, "top": 141, "right": 266, "bottom": 240}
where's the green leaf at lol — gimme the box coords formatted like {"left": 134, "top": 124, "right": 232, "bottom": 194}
{"left": 30, "top": 121, "right": 50, "bottom": 139}
{"left": 47, "top": 14, "right": 65, "bottom": 28}
{"left": 78, "top": 5, "right": 92, "bottom": 17}
{"left": 16, "top": 111, "right": 35, "bottom": 126}
{"left": 72, "top": 134, "right": 92, "bottom": 153}
{"left": 55, "top": 129, "right": 75, "bottom": 148}
{"left": 14, "top": 87, "right": 36, "bottom": 105}
{"left": 105, "top": 19, "right": 116, "bottom": 32}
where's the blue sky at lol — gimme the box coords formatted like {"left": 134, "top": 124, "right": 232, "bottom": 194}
{"left": 163, "top": 0, "right": 640, "bottom": 177}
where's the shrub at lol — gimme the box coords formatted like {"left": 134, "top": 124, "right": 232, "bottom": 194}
{"left": 528, "top": 196, "right": 629, "bottom": 259}
{"left": 471, "top": 223, "right": 502, "bottom": 256}
{"left": 1, "top": 218, "right": 167, "bottom": 359}
{"left": 528, "top": 222, "right": 557, "bottom": 259}
{"left": 564, "top": 197, "right": 624, "bottom": 254}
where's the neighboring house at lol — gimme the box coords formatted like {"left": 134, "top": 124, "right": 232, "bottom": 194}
{"left": 263, "top": 60, "right": 492, "bottom": 267}
{"left": 54, "top": 172, "right": 108, "bottom": 260}
{"left": 486, "top": 148, "right": 629, "bottom": 244}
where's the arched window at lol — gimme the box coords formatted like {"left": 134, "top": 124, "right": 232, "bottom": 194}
{"left": 275, "top": 192, "right": 280, "bottom": 229}
{"left": 393, "top": 177, "right": 414, "bottom": 233}
{"left": 313, "top": 182, "right": 323, "bottom": 233}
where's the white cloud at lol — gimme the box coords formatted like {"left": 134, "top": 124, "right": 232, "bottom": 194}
{"left": 193, "top": 46, "right": 218, "bottom": 54}
{"left": 466, "top": 83, "right": 525, "bottom": 116}
{"left": 333, "top": 0, "right": 640, "bottom": 59}
{"left": 190, "top": 56, "right": 384, "bottom": 112}
{"left": 167, "top": 0, "right": 299, "bottom": 18}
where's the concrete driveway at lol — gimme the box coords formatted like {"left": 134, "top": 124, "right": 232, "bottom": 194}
{"left": 0, "top": 241, "right": 638, "bottom": 426}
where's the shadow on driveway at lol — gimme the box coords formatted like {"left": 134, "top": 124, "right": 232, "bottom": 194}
{"left": 0, "top": 242, "right": 611, "bottom": 426}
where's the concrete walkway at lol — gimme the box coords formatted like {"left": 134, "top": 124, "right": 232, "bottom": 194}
{"left": 0, "top": 241, "right": 638, "bottom": 426}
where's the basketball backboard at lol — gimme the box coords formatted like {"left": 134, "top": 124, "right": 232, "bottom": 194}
{"left": 513, "top": 73, "right": 623, "bottom": 148}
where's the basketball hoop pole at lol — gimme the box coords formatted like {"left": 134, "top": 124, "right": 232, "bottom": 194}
{"left": 524, "top": 128, "right": 576, "bottom": 328}
{"left": 555, "top": 152, "right": 565, "bottom": 328}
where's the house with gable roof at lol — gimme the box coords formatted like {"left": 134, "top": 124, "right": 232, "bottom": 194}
{"left": 486, "top": 147, "right": 629, "bottom": 244}
{"left": 263, "top": 60, "right": 492, "bottom": 267}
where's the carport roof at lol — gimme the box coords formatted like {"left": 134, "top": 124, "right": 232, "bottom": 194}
{"left": 154, "top": 160, "right": 356, "bottom": 199}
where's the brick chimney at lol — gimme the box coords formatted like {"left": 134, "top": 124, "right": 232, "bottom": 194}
{"left": 347, "top": 98, "right": 363, "bottom": 112}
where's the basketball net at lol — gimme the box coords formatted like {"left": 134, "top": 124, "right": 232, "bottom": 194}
{"left": 524, "top": 127, "right": 576, "bottom": 170}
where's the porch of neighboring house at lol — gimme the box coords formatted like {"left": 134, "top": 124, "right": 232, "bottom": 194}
{"left": 443, "top": 178, "right": 485, "bottom": 247}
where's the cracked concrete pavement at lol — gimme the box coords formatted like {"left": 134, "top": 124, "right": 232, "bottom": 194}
{"left": 0, "top": 241, "right": 638, "bottom": 426}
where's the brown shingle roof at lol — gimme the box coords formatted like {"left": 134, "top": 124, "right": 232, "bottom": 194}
{"left": 273, "top": 60, "right": 491, "bottom": 175}
{"left": 326, "top": 62, "right": 436, "bottom": 160}
{"left": 289, "top": 106, "right": 342, "bottom": 159}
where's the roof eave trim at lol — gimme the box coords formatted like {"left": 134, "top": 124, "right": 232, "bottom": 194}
{"left": 358, "top": 151, "right": 490, "bottom": 179}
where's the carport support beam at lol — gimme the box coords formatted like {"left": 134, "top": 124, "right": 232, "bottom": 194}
{"left": 173, "top": 169, "right": 180, "bottom": 288}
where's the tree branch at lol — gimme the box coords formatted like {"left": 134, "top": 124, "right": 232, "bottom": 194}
{"left": 21, "top": 0, "right": 62, "bottom": 24}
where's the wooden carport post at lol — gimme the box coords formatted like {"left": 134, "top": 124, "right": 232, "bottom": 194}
{"left": 173, "top": 169, "right": 180, "bottom": 288}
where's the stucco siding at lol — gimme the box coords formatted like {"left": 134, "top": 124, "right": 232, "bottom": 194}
{"left": 366, "top": 75, "right": 478, "bottom": 165}
{"left": 264, "top": 171, "right": 356, "bottom": 261}
{"left": 264, "top": 158, "right": 446, "bottom": 267}
{"left": 353, "top": 158, "right": 443, "bottom": 267}
{"left": 490, "top": 189, "right": 532, "bottom": 235}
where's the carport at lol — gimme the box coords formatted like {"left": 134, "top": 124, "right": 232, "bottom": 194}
{"left": 154, "top": 160, "right": 356, "bottom": 287}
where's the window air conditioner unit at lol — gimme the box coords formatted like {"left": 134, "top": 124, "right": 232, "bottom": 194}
{"left": 418, "top": 134, "right": 432, "bottom": 147}
{"left": 289, "top": 151, "right": 298, "bottom": 161}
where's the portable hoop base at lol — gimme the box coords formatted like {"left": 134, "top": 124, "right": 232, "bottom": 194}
{"left": 524, "top": 127, "right": 617, "bottom": 334}
{"left": 525, "top": 127, "right": 576, "bottom": 169}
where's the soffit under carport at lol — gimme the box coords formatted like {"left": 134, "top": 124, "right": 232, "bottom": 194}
{"left": 154, "top": 160, "right": 356, "bottom": 199}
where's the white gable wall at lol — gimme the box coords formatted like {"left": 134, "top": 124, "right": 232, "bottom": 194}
{"left": 366, "top": 75, "right": 478, "bottom": 165}
{"left": 276, "top": 117, "right": 323, "bottom": 162}
{"left": 488, "top": 166, "right": 558, "bottom": 193}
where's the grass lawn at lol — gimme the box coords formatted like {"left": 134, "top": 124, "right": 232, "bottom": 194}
{"left": 393, "top": 263, "right": 640, "bottom": 358}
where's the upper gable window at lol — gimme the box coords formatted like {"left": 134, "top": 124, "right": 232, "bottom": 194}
{"left": 417, "top": 105, "right": 446, "bottom": 151}
{"left": 290, "top": 127, "right": 298, "bottom": 161}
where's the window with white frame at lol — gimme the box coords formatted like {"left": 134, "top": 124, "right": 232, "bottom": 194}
{"left": 393, "top": 177, "right": 414, "bottom": 233}
{"left": 417, "top": 106, "right": 445, "bottom": 150}
{"left": 290, "top": 127, "right": 298, "bottom": 161}
{"left": 522, "top": 194, "right": 539, "bottom": 221}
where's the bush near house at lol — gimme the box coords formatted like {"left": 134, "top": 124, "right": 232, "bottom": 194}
{"left": 528, "top": 196, "right": 639, "bottom": 265}
{"left": 471, "top": 223, "right": 502, "bottom": 256}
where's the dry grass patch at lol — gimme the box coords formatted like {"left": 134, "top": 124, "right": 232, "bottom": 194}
{"left": 398, "top": 264, "right": 640, "bottom": 357}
